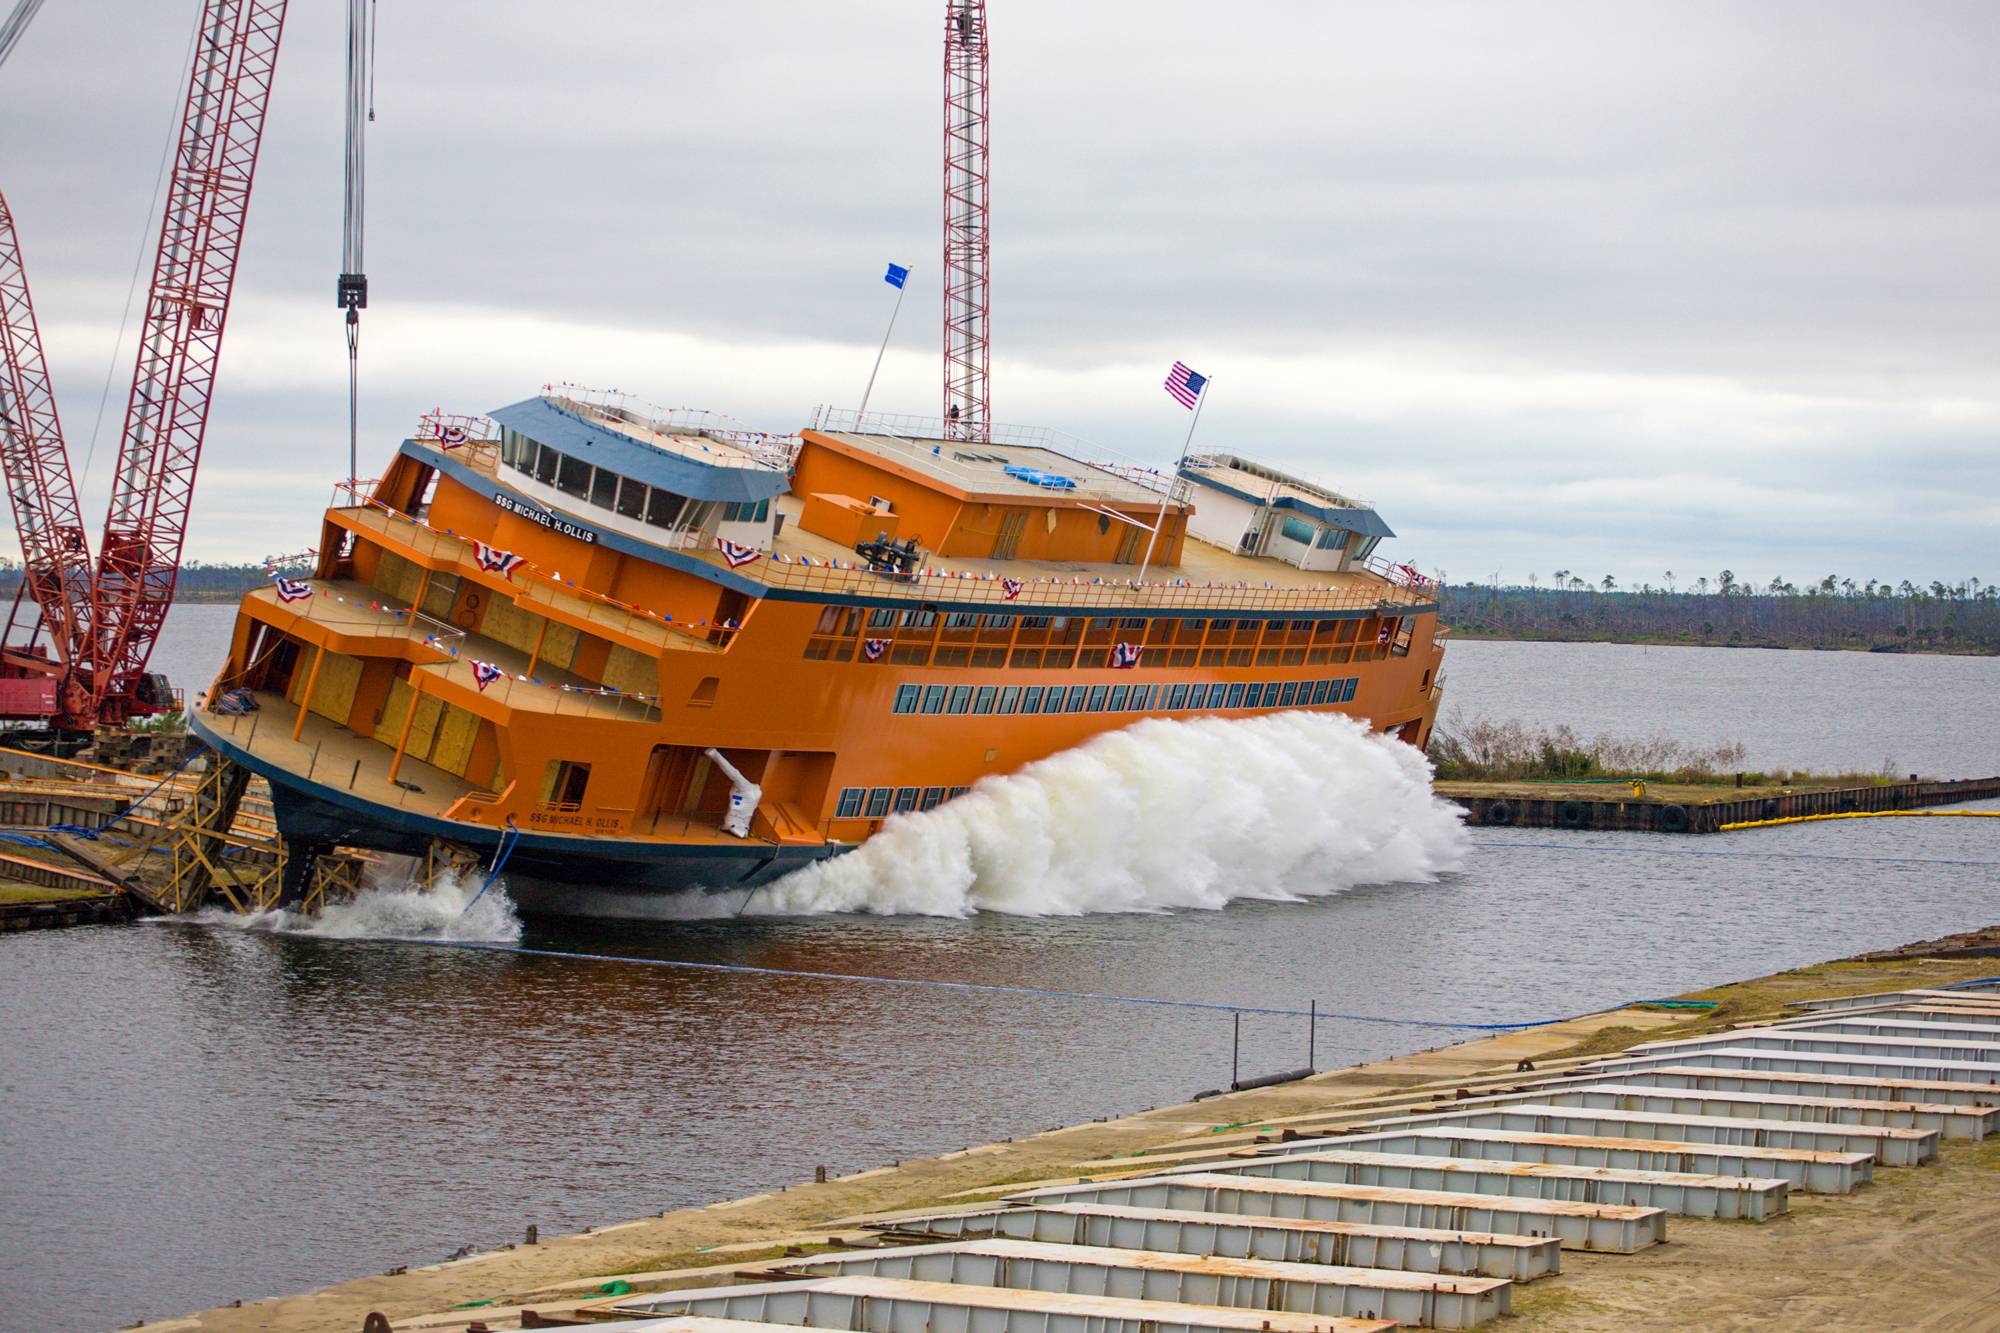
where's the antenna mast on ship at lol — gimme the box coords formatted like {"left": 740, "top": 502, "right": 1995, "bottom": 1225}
{"left": 942, "top": 0, "right": 989, "bottom": 442}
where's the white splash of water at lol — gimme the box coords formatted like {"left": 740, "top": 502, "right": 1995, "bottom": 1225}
{"left": 201, "top": 855, "right": 523, "bottom": 942}
{"left": 743, "top": 710, "right": 1469, "bottom": 918}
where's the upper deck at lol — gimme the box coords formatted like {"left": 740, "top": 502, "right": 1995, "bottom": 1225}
{"left": 395, "top": 396, "right": 1436, "bottom": 620}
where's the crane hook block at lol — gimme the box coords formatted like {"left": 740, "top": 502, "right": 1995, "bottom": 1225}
{"left": 336, "top": 272, "right": 369, "bottom": 311}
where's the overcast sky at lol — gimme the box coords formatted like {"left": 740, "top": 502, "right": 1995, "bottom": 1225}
{"left": 2, "top": 1, "right": 1995, "bottom": 586}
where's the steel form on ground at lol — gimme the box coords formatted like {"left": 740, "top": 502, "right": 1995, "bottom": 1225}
{"left": 1255, "top": 1127, "right": 1869, "bottom": 1195}
{"left": 1368, "top": 1080, "right": 1996, "bottom": 1142}
{"left": 870, "top": 1203, "right": 1562, "bottom": 1283}
{"left": 1629, "top": 1029, "right": 2000, "bottom": 1066}
{"left": 1012, "top": 1173, "right": 1667, "bottom": 1253}
{"left": 1565, "top": 1062, "right": 2000, "bottom": 1108}
{"left": 1788, "top": 985, "right": 2000, "bottom": 1013}
{"left": 759, "top": 1238, "right": 1510, "bottom": 1331}
{"left": 1160, "top": 1148, "right": 1787, "bottom": 1221}
{"left": 1588, "top": 1046, "right": 2000, "bottom": 1088}
{"left": 1344, "top": 1103, "right": 1937, "bottom": 1166}
{"left": 615, "top": 1275, "right": 1398, "bottom": 1333}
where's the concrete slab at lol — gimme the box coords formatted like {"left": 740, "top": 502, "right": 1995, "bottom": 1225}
{"left": 1559, "top": 1062, "right": 2000, "bottom": 1108}
{"left": 1396, "top": 1081, "right": 1997, "bottom": 1141}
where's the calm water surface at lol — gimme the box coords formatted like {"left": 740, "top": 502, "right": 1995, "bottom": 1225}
{"left": 3, "top": 615, "right": 1998, "bottom": 1332}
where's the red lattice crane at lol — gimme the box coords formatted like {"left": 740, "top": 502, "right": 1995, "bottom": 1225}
{"left": 942, "top": 0, "right": 990, "bottom": 441}
{"left": 0, "top": 0, "right": 290, "bottom": 730}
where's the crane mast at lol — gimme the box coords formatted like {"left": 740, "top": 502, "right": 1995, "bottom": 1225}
{"left": 0, "top": 190, "right": 95, "bottom": 721}
{"left": 942, "top": 0, "right": 989, "bottom": 441}
{"left": 91, "top": 0, "right": 289, "bottom": 722}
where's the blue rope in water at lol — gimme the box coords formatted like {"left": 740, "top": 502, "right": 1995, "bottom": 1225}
{"left": 1471, "top": 839, "right": 2000, "bottom": 869}
{"left": 402, "top": 937, "right": 1564, "bottom": 1031}
{"left": 457, "top": 822, "right": 520, "bottom": 917}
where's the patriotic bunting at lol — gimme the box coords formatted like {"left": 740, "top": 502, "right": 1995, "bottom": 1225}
{"left": 1000, "top": 577, "right": 1024, "bottom": 601}
{"left": 474, "top": 540, "right": 526, "bottom": 578}
{"left": 440, "top": 425, "right": 469, "bottom": 448}
{"left": 1110, "top": 643, "right": 1143, "bottom": 669}
{"left": 717, "top": 537, "right": 762, "bottom": 568}
{"left": 861, "top": 638, "right": 891, "bottom": 663}
{"left": 274, "top": 576, "right": 313, "bottom": 603}
{"left": 471, "top": 661, "right": 504, "bottom": 691}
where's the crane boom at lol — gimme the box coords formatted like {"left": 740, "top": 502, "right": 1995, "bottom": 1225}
{"left": 0, "top": 189, "right": 95, "bottom": 716}
{"left": 91, "top": 0, "right": 289, "bottom": 720}
{"left": 942, "top": 0, "right": 990, "bottom": 441}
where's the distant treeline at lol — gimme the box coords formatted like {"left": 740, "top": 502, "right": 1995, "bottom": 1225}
{"left": 0, "top": 560, "right": 275, "bottom": 605}
{"left": 0, "top": 560, "right": 1992, "bottom": 652}
{"left": 1438, "top": 571, "right": 2000, "bottom": 653}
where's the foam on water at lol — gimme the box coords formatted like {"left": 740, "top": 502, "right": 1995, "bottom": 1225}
{"left": 198, "top": 857, "right": 524, "bottom": 942}
{"left": 738, "top": 710, "right": 1469, "bottom": 918}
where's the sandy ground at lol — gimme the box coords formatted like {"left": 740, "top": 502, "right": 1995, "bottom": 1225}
{"left": 153, "top": 945, "right": 2000, "bottom": 1333}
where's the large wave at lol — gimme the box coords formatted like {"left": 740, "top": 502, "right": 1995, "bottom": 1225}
{"left": 739, "top": 710, "right": 1468, "bottom": 917}
{"left": 201, "top": 856, "right": 524, "bottom": 942}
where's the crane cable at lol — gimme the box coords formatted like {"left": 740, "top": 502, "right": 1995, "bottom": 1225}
{"left": 338, "top": 0, "right": 375, "bottom": 487}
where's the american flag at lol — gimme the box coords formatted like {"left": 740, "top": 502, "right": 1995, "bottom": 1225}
{"left": 1163, "top": 361, "right": 1207, "bottom": 410}
{"left": 1110, "top": 643, "right": 1143, "bottom": 669}
{"left": 1000, "top": 577, "right": 1024, "bottom": 601}
{"left": 474, "top": 540, "right": 525, "bottom": 578}
{"left": 717, "top": 538, "right": 762, "bottom": 568}
{"left": 861, "top": 638, "right": 891, "bottom": 662}
{"left": 471, "top": 660, "right": 504, "bottom": 691}
{"left": 273, "top": 576, "right": 313, "bottom": 603}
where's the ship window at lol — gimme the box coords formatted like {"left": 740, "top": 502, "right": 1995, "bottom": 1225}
{"left": 1086, "top": 685, "right": 1108, "bottom": 711}
{"left": 1316, "top": 527, "right": 1348, "bottom": 550}
{"left": 541, "top": 760, "right": 591, "bottom": 809}
{"left": 1020, "top": 686, "right": 1044, "bottom": 712}
{"left": 1225, "top": 682, "right": 1245, "bottom": 708}
{"left": 866, "top": 787, "right": 893, "bottom": 817}
{"left": 1120, "top": 617, "right": 1146, "bottom": 630}
{"left": 948, "top": 686, "right": 973, "bottom": 714}
{"left": 1021, "top": 616, "right": 1051, "bottom": 629}
{"left": 1280, "top": 516, "right": 1317, "bottom": 546}
{"left": 1311, "top": 679, "right": 1331, "bottom": 705}
{"left": 1064, "top": 685, "right": 1089, "bottom": 713}
{"left": 590, "top": 466, "right": 619, "bottom": 509}
{"left": 1209, "top": 683, "right": 1231, "bottom": 708}
{"left": 921, "top": 685, "right": 948, "bottom": 714}
{"left": 980, "top": 614, "right": 1014, "bottom": 629}
{"left": 614, "top": 475, "right": 646, "bottom": 519}
{"left": 500, "top": 428, "right": 526, "bottom": 468}
{"left": 1167, "top": 684, "right": 1189, "bottom": 709}
{"left": 1341, "top": 677, "right": 1358, "bottom": 702}
{"left": 948, "top": 786, "right": 969, "bottom": 799}
{"left": 1279, "top": 682, "right": 1299, "bottom": 707}
{"left": 972, "top": 686, "right": 997, "bottom": 714}
{"left": 996, "top": 686, "right": 1020, "bottom": 714}
{"left": 1108, "top": 684, "right": 1129, "bottom": 710}
{"left": 1244, "top": 683, "right": 1265, "bottom": 707}
{"left": 646, "top": 487, "right": 687, "bottom": 529}
{"left": 1042, "top": 687, "right": 1067, "bottom": 715}
{"left": 867, "top": 607, "right": 897, "bottom": 628}
{"left": 920, "top": 786, "right": 946, "bottom": 810}
{"left": 556, "top": 453, "right": 591, "bottom": 497}
{"left": 894, "top": 787, "right": 921, "bottom": 813}
{"left": 892, "top": 684, "right": 921, "bottom": 714}
{"left": 533, "top": 444, "right": 560, "bottom": 485}
{"left": 836, "top": 788, "right": 865, "bottom": 818}
{"left": 1128, "top": 684, "right": 1153, "bottom": 710}
{"left": 1354, "top": 536, "right": 1380, "bottom": 561}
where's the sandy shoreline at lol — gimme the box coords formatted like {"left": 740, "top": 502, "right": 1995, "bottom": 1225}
{"left": 149, "top": 934, "right": 2000, "bottom": 1333}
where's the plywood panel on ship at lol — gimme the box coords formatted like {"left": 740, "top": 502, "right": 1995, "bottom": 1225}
{"left": 373, "top": 677, "right": 413, "bottom": 746}
{"left": 479, "top": 595, "right": 542, "bottom": 656}
{"left": 404, "top": 692, "right": 444, "bottom": 763}
{"left": 285, "top": 645, "right": 319, "bottom": 707}
{"left": 375, "top": 549, "right": 424, "bottom": 603}
{"left": 603, "top": 643, "right": 657, "bottom": 696}
{"left": 429, "top": 703, "right": 480, "bottom": 777}
{"left": 307, "top": 651, "right": 364, "bottom": 726}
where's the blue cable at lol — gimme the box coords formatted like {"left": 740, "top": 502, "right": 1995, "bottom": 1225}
{"left": 400, "top": 937, "right": 1562, "bottom": 1031}
{"left": 457, "top": 821, "right": 520, "bottom": 917}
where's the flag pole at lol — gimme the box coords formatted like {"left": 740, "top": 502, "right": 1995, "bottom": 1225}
{"left": 858, "top": 266, "right": 911, "bottom": 423}
{"left": 1137, "top": 376, "right": 1210, "bottom": 582}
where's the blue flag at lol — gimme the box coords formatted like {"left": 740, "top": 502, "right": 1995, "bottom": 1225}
{"left": 884, "top": 262, "right": 910, "bottom": 289}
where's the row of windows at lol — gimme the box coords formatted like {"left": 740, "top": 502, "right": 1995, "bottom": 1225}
{"left": 835, "top": 784, "right": 973, "bottom": 819}
{"left": 498, "top": 429, "right": 771, "bottom": 531}
{"left": 887, "top": 676, "right": 1361, "bottom": 718}
{"left": 1276, "top": 516, "right": 1351, "bottom": 551}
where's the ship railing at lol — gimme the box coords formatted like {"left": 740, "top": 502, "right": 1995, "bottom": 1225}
{"left": 544, "top": 386, "right": 796, "bottom": 474}
{"left": 443, "top": 780, "right": 516, "bottom": 825}
{"left": 1364, "top": 554, "right": 1438, "bottom": 590}
{"left": 415, "top": 409, "right": 499, "bottom": 445}
{"left": 327, "top": 492, "right": 738, "bottom": 652}
{"left": 261, "top": 574, "right": 471, "bottom": 657}
{"left": 731, "top": 550, "right": 1436, "bottom": 615}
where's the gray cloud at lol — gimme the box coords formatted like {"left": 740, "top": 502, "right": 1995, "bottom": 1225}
{"left": 0, "top": 0, "right": 1994, "bottom": 583}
